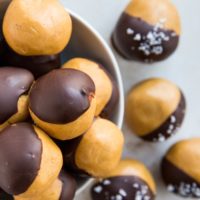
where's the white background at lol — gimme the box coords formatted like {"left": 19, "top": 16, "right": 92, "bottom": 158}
{"left": 61, "top": 0, "right": 200, "bottom": 200}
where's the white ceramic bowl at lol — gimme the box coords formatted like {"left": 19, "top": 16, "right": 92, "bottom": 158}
{"left": 61, "top": 9, "right": 124, "bottom": 195}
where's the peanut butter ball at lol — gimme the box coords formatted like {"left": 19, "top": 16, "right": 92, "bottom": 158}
{"left": 126, "top": 78, "right": 186, "bottom": 142}
{"left": 29, "top": 68, "right": 96, "bottom": 140}
{"left": 15, "top": 170, "right": 76, "bottom": 200}
{"left": 91, "top": 159, "right": 156, "bottom": 200}
{"left": 112, "top": 0, "right": 181, "bottom": 62}
{"left": 61, "top": 118, "right": 124, "bottom": 178}
{"left": 161, "top": 138, "right": 200, "bottom": 198}
{"left": 0, "top": 67, "right": 34, "bottom": 131}
{"left": 3, "top": 0, "right": 72, "bottom": 56}
{"left": 63, "top": 58, "right": 119, "bottom": 118}
{"left": 0, "top": 123, "right": 63, "bottom": 197}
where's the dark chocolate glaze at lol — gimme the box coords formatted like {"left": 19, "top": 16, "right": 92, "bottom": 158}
{"left": 1, "top": 45, "right": 61, "bottom": 78}
{"left": 29, "top": 68, "right": 95, "bottom": 124}
{"left": 0, "top": 123, "right": 42, "bottom": 195}
{"left": 0, "top": 67, "right": 34, "bottom": 124}
{"left": 91, "top": 176, "right": 155, "bottom": 200}
{"left": 142, "top": 92, "right": 186, "bottom": 142}
{"left": 112, "top": 13, "right": 179, "bottom": 62}
{"left": 0, "top": 0, "right": 11, "bottom": 58}
{"left": 0, "top": 188, "right": 13, "bottom": 200}
{"left": 59, "top": 170, "right": 77, "bottom": 200}
{"left": 161, "top": 158, "right": 200, "bottom": 198}
{"left": 56, "top": 135, "right": 89, "bottom": 177}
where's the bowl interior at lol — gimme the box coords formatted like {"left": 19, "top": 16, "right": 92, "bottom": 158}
{"left": 61, "top": 9, "right": 124, "bottom": 194}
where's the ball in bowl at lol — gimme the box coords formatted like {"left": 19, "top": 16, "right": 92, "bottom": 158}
{"left": 29, "top": 68, "right": 96, "bottom": 140}
{"left": 3, "top": 0, "right": 72, "bottom": 56}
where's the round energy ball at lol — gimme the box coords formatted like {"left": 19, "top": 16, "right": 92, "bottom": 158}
{"left": 61, "top": 118, "right": 124, "bottom": 178}
{"left": 0, "top": 123, "right": 63, "bottom": 197}
{"left": 29, "top": 68, "right": 96, "bottom": 140}
{"left": 91, "top": 159, "right": 156, "bottom": 200}
{"left": 3, "top": 0, "right": 72, "bottom": 56}
{"left": 112, "top": 0, "right": 181, "bottom": 62}
{"left": 126, "top": 78, "right": 186, "bottom": 142}
{"left": 161, "top": 138, "right": 200, "bottom": 198}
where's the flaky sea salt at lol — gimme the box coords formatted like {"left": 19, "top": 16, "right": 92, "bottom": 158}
{"left": 126, "top": 28, "right": 134, "bottom": 35}
{"left": 103, "top": 179, "right": 111, "bottom": 185}
{"left": 94, "top": 186, "right": 103, "bottom": 193}
{"left": 119, "top": 189, "right": 127, "bottom": 197}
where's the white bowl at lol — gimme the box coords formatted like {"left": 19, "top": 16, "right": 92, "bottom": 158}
{"left": 61, "top": 9, "right": 124, "bottom": 195}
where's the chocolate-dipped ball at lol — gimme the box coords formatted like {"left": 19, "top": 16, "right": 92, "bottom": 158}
{"left": 15, "top": 170, "right": 76, "bottom": 200}
{"left": 63, "top": 58, "right": 119, "bottom": 118}
{"left": 0, "top": 123, "right": 63, "bottom": 197}
{"left": 0, "top": 188, "right": 13, "bottom": 200}
{"left": 3, "top": 0, "right": 72, "bottom": 56}
{"left": 29, "top": 68, "right": 96, "bottom": 140}
{"left": 62, "top": 117, "right": 124, "bottom": 177}
{"left": 126, "top": 78, "right": 186, "bottom": 142}
{"left": 2, "top": 45, "right": 61, "bottom": 78}
{"left": 0, "top": 67, "right": 34, "bottom": 131}
{"left": 91, "top": 159, "right": 156, "bottom": 200}
{"left": 161, "top": 138, "right": 200, "bottom": 198}
{"left": 112, "top": 0, "right": 181, "bottom": 62}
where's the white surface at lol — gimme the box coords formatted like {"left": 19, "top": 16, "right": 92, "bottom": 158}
{"left": 61, "top": 0, "right": 200, "bottom": 200}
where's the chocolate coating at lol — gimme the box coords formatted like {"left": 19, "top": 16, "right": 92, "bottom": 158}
{"left": 0, "top": 67, "right": 34, "bottom": 124}
{"left": 0, "top": 188, "right": 13, "bottom": 200}
{"left": 112, "top": 13, "right": 179, "bottom": 62}
{"left": 91, "top": 176, "right": 155, "bottom": 200}
{"left": 0, "top": 123, "right": 42, "bottom": 195}
{"left": 161, "top": 158, "right": 200, "bottom": 198}
{"left": 2, "top": 46, "right": 61, "bottom": 78}
{"left": 142, "top": 92, "right": 186, "bottom": 142}
{"left": 56, "top": 135, "right": 88, "bottom": 177}
{"left": 29, "top": 68, "right": 95, "bottom": 124}
{"left": 59, "top": 171, "right": 77, "bottom": 200}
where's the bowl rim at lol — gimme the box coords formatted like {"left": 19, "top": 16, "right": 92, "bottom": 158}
{"left": 66, "top": 8, "right": 124, "bottom": 196}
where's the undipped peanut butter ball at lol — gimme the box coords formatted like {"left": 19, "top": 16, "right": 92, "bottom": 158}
{"left": 91, "top": 159, "right": 156, "bottom": 200}
{"left": 3, "top": 0, "right": 72, "bottom": 56}
{"left": 15, "top": 170, "right": 76, "bottom": 200}
{"left": 161, "top": 138, "right": 200, "bottom": 198}
{"left": 126, "top": 78, "right": 186, "bottom": 142}
{"left": 0, "top": 123, "right": 63, "bottom": 198}
{"left": 61, "top": 118, "right": 124, "bottom": 178}
{"left": 63, "top": 58, "right": 119, "bottom": 118}
{"left": 0, "top": 67, "right": 34, "bottom": 131}
{"left": 112, "top": 0, "right": 181, "bottom": 62}
{"left": 29, "top": 68, "right": 96, "bottom": 140}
